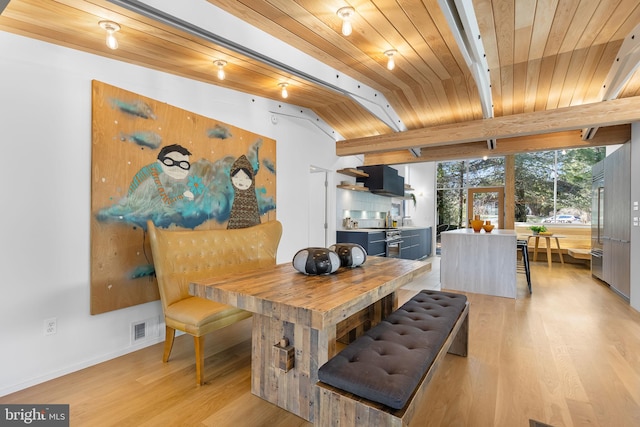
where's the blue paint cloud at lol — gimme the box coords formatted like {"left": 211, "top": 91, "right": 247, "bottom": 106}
{"left": 119, "top": 131, "right": 162, "bottom": 149}
{"left": 207, "top": 124, "right": 232, "bottom": 139}
{"left": 109, "top": 98, "right": 157, "bottom": 119}
{"left": 263, "top": 158, "right": 276, "bottom": 174}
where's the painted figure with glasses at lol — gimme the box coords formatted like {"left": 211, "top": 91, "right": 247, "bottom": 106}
{"left": 127, "top": 144, "right": 195, "bottom": 205}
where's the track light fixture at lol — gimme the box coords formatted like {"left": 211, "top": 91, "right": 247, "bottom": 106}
{"left": 336, "top": 7, "right": 355, "bottom": 36}
{"left": 279, "top": 83, "right": 289, "bottom": 99}
{"left": 99, "top": 20, "right": 121, "bottom": 50}
{"left": 384, "top": 49, "right": 397, "bottom": 70}
{"left": 214, "top": 60, "right": 227, "bottom": 80}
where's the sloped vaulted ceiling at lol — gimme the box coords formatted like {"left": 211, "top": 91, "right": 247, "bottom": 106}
{"left": 1, "top": 0, "right": 639, "bottom": 163}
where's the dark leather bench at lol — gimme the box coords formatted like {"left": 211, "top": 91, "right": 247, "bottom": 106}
{"left": 316, "top": 289, "right": 469, "bottom": 426}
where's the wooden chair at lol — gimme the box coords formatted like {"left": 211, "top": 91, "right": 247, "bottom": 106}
{"left": 147, "top": 220, "right": 282, "bottom": 385}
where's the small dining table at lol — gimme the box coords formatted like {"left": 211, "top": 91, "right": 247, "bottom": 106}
{"left": 523, "top": 234, "right": 565, "bottom": 268}
{"left": 189, "top": 256, "right": 431, "bottom": 422}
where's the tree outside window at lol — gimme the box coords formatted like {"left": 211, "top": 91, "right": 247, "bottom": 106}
{"left": 514, "top": 148, "right": 604, "bottom": 224}
{"left": 437, "top": 157, "right": 504, "bottom": 231}
{"left": 436, "top": 147, "right": 605, "bottom": 238}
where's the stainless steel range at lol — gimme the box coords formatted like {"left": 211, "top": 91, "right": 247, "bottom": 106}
{"left": 384, "top": 228, "right": 402, "bottom": 258}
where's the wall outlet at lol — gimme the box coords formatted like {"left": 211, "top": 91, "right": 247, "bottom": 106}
{"left": 44, "top": 317, "right": 57, "bottom": 335}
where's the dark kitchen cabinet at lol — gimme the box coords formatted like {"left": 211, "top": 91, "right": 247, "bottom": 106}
{"left": 336, "top": 230, "right": 386, "bottom": 257}
{"left": 337, "top": 227, "right": 432, "bottom": 259}
{"left": 356, "top": 165, "right": 404, "bottom": 197}
{"left": 400, "top": 227, "right": 431, "bottom": 260}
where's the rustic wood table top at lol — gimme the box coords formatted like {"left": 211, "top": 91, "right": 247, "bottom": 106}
{"left": 189, "top": 256, "right": 432, "bottom": 331}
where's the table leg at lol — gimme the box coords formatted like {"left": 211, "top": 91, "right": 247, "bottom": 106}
{"left": 531, "top": 236, "right": 540, "bottom": 262}
{"left": 545, "top": 237, "right": 552, "bottom": 268}
{"left": 249, "top": 294, "right": 397, "bottom": 422}
{"left": 251, "top": 314, "right": 334, "bottom": 422}
{"left": 554, "top": 237, "right": 564, "bottom": 264}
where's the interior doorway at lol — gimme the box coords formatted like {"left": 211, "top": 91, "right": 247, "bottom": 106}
{"left": 308, "top": 165, "right": 329, "bottom": 247}
{"left": 467, "top": 187, "right": 505, "bottom": 229}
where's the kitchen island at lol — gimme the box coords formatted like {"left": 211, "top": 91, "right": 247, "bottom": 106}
{"left": 440, "top": 228, "right": 517, "bottom": 298}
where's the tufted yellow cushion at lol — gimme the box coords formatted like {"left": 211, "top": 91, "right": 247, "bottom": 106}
{"left": 164, "top": 297, "right": 251, "bottom": 336}
{"left": 147, "top": 220, "right": 282, "bottom": 385}
{"left": 148, "top": 220, "right": 283, "bottom": 310}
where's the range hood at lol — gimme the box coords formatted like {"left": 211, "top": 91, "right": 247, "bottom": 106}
{"left": 356, "top": 165, "right": 404, "bottom": 197}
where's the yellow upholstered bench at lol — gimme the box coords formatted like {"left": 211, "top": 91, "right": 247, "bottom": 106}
{"left": 567, "top": 248, "right": 591, "bottom": 260}
{"left": 147, "top": 220, "right": 282, "bottom": 385}
{"left": 516, "top": 224, "right": 591, "bottom": 265}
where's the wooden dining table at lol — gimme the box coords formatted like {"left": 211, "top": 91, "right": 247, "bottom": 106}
{"left": 189, "top": 256, "right": 431, "bottom": 422}
{"left": 523, "top": 233, "right": 566, "bottom": 268}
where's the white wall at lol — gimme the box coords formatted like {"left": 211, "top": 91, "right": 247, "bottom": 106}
{"left": 401, "top": 163, "right": 436, "bottom": 228}
{"left": 0, "top": 32, "right": 345, "bottom": 395}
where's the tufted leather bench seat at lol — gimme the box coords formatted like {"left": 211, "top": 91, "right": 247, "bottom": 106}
{"left": 148, "top": 220, "right": 282, "bottom": 385}
{"left": 316, "top": 290, "right": 469, "bottom": 425}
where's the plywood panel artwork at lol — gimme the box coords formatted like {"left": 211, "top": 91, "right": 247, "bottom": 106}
{"left": 90, "top": 80, "right": 276, "bottom": 314}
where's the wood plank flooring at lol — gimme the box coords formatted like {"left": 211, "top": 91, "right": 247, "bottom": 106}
{"left": 2, "top": 259, "right": 640, "bottom": 426}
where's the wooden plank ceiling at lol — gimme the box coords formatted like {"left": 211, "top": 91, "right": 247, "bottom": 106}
{"left": 1, "top": 0, "right": 640, "bottom": 163}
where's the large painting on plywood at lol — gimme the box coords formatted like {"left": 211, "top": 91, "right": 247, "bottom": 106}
{"left": 90, "top": 80, "right": 277, "bottom": 314}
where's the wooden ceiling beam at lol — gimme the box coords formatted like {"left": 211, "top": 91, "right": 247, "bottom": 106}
{"left": 363, "top": 124, "right": 631, "bottom": 165}
{"left": 336, "top": 96, "right": 640, "bottom": 156}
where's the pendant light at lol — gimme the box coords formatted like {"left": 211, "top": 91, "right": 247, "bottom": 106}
{"left": 99, "top": 20, "right": 121, "bottom": 50}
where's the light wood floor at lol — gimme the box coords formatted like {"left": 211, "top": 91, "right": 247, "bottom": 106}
{"left": 3, "top": 259, "right": 640, "bottom": 426}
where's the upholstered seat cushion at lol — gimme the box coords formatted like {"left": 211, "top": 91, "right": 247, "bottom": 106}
{"left": 165, "top": 297, "right": 251, "bottom": 336}
{"left": 317, "top": 290, "right": 468, "bottom": 409}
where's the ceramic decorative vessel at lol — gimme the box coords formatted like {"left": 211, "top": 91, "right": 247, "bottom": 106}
{"left": 482, "top": 222, "right": 494, "bottom": 233}
{"left": 328, "top": 243, "right": 367, "bottom": 268}
{"left": 470, "top": 215, "right": 484, "bottom": 232}
{"left": 292, "top": 248, "right": 340, "bottom": 275}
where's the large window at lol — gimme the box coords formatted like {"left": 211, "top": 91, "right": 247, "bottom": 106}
{"left": 435, "top": 148, "right": 605, "bottom": 251}
{"left": 436, "top": 157, "right": 504, "bottom": 231}
{"left": 514, "top": 148, "right": 604, "bottom": 224}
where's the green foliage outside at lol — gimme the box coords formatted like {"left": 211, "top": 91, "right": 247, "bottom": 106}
{"left": 436, "top": 148, "right": 606, "bottom": 229}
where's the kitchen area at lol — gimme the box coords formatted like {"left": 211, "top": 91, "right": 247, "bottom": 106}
{"left": 335, "top": 165, "right": 433, "bottom": 261}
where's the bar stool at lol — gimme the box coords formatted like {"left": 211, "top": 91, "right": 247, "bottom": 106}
{"left": 517, "top": 239, "right": 532, "bottom": 293}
